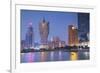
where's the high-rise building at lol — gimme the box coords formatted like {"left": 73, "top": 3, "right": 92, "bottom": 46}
{"left": 21, "top": 40, "right": 26, "bottom": 50}
{"left": 25, "top": 22, "right": 34, "bottom": 48}
{"left": 59, "top": 41, "right": 66, "bottom": 48}
{"left": 52, "top": 36, "right": 60, "bottom": 48}
{"left": 78, "top": 13, "right": 90, "bottom": 42}
{"left": 48, "top": 37, "right": 66, "bottom": 49}
{"left": 48, "top": 41, "right": 53, "bottom": 49}
{"left": 39, "top": 18, "right": 49, "bottom": 45}
{"left": 68, "top": 25, "right": 79, "bottom": 46}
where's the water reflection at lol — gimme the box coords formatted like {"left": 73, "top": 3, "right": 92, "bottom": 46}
{"left": 21, "top": 51, "right": 89, "bottom": 63}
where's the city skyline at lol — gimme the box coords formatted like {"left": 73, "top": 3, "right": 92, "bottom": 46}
{"left": 21, "top": 10, "right": 78, "bottom": 44}
{"left": 20, "top": 10, "right": 90, "bottom": 62}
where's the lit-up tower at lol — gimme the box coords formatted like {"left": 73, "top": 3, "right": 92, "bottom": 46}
{"left": 68, "top": 25, "right": 79, "bottom": 60}
{"left": 68, "top": 25, "right": 79, "bottom": 46}
{"left": 39, "top": 18, "right": 49, "bottom": 48}
{"left": 25, "top": 22, "right": 34, "bottom": 48}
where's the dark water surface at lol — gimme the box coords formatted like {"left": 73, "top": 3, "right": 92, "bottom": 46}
{"left": 21, "top": 50, "right": 89, "bottom": 63}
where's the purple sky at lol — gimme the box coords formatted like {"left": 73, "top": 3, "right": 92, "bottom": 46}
{"left": 21, "top": 10, "right": 78, "bottom": 44}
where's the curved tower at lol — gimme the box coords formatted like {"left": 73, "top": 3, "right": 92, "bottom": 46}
{"left": 39, "top": 18, "right": 49, "bottom": 46}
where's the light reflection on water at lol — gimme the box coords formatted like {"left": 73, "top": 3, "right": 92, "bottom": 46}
{"left": 21, "top": 51, "right": 89, "bottom": 63}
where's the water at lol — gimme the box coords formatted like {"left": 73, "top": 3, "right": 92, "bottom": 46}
{"left": 21, "top": 51, "right": 89, "bottom": 63}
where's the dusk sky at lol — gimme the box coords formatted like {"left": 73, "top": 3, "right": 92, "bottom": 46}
{"left": 21, "top": 10, "right": 78, "bottom": 44}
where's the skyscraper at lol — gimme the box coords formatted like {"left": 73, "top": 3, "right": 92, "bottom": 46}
{"left": 78, "top": 13, "right": 90, "bottom": 42}
{"left": 68, "top": 25, "right": 79, "bottom": 46}
{"left": 25, "top": 22, "right": 34, "bottom": 48}
{"left": 52, "top": 36, "right": 60, "bottom": 48}
{"left": 21, "top": 40, "right": 26, "bottom": 50}
{"left": 39, "top": 18, "right": 49, "bottom": 45}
